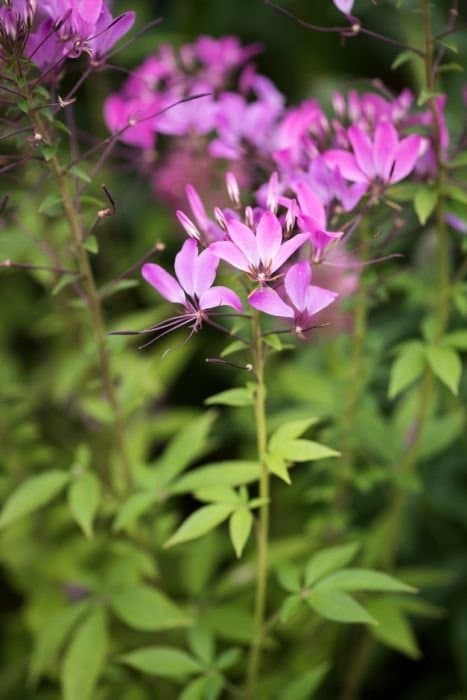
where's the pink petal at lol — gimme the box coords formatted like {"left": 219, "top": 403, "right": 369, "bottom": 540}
{"left": 294, "top": 182, "right": 326, "bottom": 229}
{"left": 194, "top": 249, "right": 219, "bottom": 298}
{"left": 305, "top": 285, "right": 339, "bottom": 315}
{"left": 174, "top": 239, "right": 199, "bottom": 297}
{"left": 209, "top": 241, "right": 250, "bottom": 272}
{"left": 141, "top": 263, "right": 185, "bottom": 305}
{"left": 226, "top": 219, "right": 259, "bottom": 267}
{"left": 390, "top": 134, "right": 423, "bottom": 184}
{"left": 374, "top": 121, "right": 398, "bottom": 182}
{"left": 284, "top": 262, "right": 312, "bottom": 312}
{"left": 348, "top": 125, "right": 375, "bottom": 179}
{"left": 186, "top": 184, "right": 209, "bottom": 230}
{"left": 200, "top": 285, "right": 243, "bottom": 311}
{"left": 271, "top": 232, "right": 309, "bottom": 273}
{"left": 249, "top": 287, "right": 294, "bottom": 318}
{"left": 310, "top": 228, "right": 343, "bottom": 255}
{"left": 256, "top": 211, "right": 282, "bottom": 267}
{"left": 333, "top": 0, "right": 354, "bottom": 13}
{"left": 323, "top": 150, "right": 367, "bottom": 183}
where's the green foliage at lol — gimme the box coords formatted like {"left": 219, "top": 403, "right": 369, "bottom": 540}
{"left": 62, "top": 608, "right": 108, "bottom": 700}
{"left": 0, "top": 470, "right": 70, "bottom": 528}
{"left": 119, "top": 647, "right": 202, "bottom": 679}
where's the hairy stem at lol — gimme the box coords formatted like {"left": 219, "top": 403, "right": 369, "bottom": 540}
{"left": 246, "top": 310, "right": 270, "bottom": 696}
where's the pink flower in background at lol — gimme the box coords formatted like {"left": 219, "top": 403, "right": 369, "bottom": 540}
{"left": 141, "top": 239, "right": 243, "bottom": 340}
{"left": 249, "top": 261, "right": 338, "bottom": 335}
{"left": 332, "top": 0, "right": 355, "bottom": 15}
{"left": 209, "top": 211, "right": 308, "bottom": 283}
{"left": 324, "top": 121, "right": 424, "bottom": 187}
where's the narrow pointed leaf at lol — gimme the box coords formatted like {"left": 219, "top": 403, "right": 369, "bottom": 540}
{"left": 426, "top": 345, "right": 462, "bottom": 395}
{"left": 165, "top": 504, "right": 235, "bottom": 548}
{"left": 269, "top": 417, "right": 319, "bottom": 451}
{"left": 315, "top": 568, "right": 415, "bottom": 593}
{"left": 229, "top": 509, "right": 253, "bottom": 558}
{"left": 110, "top": 586, "right": 191, "bottom": 631}
{"left": 305, "top": 543, "right": 360, "bottom": 586}
{"left": 119, "top": 647, "right": 201, "bottom": 678}
{"left": 68, "top": 472, "right": 100, "bottom": 538}
{"left": 62, "top": 608, "right": 108, "bottom": 700}
{"left": 0, "top": 471, "right": 70, "bottom": 528}
{"left": 307, "top": 589, "right": 376, "bottom": 625}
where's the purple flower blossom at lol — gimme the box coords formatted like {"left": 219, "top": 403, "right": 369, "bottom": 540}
{"left": 249, "top": 261, "right": 338, "bottom": 336}
{"left": 209, "top": 211, "right": 309, "bottom": 284}
{"left": 332, "top": 0, "right": 355, "bottom": 15}
{"left": 324, "top": 121, "right": 424, "bottom": 188}
{"left": 141, "top": 239, "right": 242, "bottom": 341}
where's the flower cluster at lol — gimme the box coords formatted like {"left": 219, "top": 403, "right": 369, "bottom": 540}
{"left": 0, "top": 0, "right": 135, "bottom": 71}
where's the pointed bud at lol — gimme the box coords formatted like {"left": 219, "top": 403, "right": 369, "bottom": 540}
{"left": 214, "top": 207, "right": 228, "bottom": 230}
{"left": 176, "top": 210, "right": 200, "bottom": 240}
{"left": 226, "top": 172, "right": 240, "bottom": 207}
{"left": 266, "top": 172, "right": 279, "bottom": 214}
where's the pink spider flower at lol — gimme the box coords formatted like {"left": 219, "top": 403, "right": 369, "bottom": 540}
{"left": 176, "top": 184, "right": 226, "bottom": 245}
{"left": 324, "top": 120, "right": 424, "bottom": 192}
{"left": 332, "top": 0, "right": 355, "bottom": 15}
{"left": 249, "top": 261, "right": 338, "bottom": 337}
{"left": 292, "top": 181, "right": 343, "bottom": 262}
{"left": 140, "top": 239, "right": 242, "bottom": 343}
{"left": 209, "top": 210, "right": 309, "bottom": 284}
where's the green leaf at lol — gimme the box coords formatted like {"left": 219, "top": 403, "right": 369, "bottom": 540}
{"left": 29, "top": 603, "right": 88, "bottom": 684}
{"left": 367, "top": 599, "right": 421, "bottom": 658}
{"left": 280, "top": 594, "right": 303, "bottom": 623}
{"left": 170, "top": 461, "right": 260, "bottom": 494}
{"left": 216, "top": 647, "right": 242, "bottom": 671}
{"left": 444, "top": 330, "right": 467, "bottom": 350}
{"left": 0, "top": 471, "right": 69, "bottom": 528}
{"left": 269, "top": 417, "right": 319, "bottom": 451}
{"left": 165, "top": 504, "right": 235, "bottom": 548}
{"left": 62, "top": 608, "right": 108, "bottom": 700}
{"left": 277, "top": 565, "right": 302, "bottom": 593}
{"left": 316, "top": 568, "right": 415, "bottom": 594}
{"left": 188, "top": 625, "right": 215, "bottom": 664}
{"left": 417, "top": 88, "right": 444, "bottom": 106}
{"left": 195, "top": 487, "right": 239, "bottom": 503}
{"left": 112, "top": 491, "right": 156, "bottom": 533}
{"left": 205, "top": 388, "right": 253, "bottom": 407}
{"left": 68, "top": 165, "right": 91, "bottom": 183}
{"left": 157, "top": 412, "right": 216, "bottom": 486}
{"left": 38, "top": 193, "right": 62, "bottom": 215}
{"left": 119, "top": 647, "right": 201, "bottom": 679}
{"left": 388, "top": 341, "right": 426, "bottom": 399}
{"left": 265, "top": 453, "right": 290, "bottom": 483}
{"left": 179, "top": 676, "right": 215, "bottom": 700}
{"left": 84, "top": 235, "right": 99, "bottom": 254}
{"left": 110, "top": 585, "right": 191, "bottom": 631}
{"left": 274, "top": 439, "right": 340, "bottom": 462}
{"left": 391, "top": 49, "right": 414, "bottom": 71}
{"left": 68, "top": 472, "right": 100, "bottom": 538}
{"left": 305, "top": 543, "right": 360, "bottom": 587}
{"left": 229, "top": 509, "right": 253, "bottom": 558}
{"left": 414, "top": 186, "right": 438, "bottom": 225}
{"left": 448, "top": 152, "right": 467, "bottom": 169}
{"left": 307, "top": 589, "right": 376, "bottom": 625}
{"left": 220, "top": 340, "right": 247, "bottom": 357}
{"left": 426, "top": 345, "right": 462, "bottom": 395}
{"left": 281, "top": 663, "right": 330, "bottom": 700}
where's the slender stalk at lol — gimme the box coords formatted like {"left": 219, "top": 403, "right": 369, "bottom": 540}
{"left": 246, "top": 310, "right": 270, "bottom": 697}
{"left": 341, "top": 4, "right": 451, "bottom": 696}
{"left": 20, "top": 68, "right": 132, "bottom": 491}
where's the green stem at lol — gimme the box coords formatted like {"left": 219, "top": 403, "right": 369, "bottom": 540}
{"left": 246, "top": 310, "right": 270, "bottom": 697}
{"left": 23, "top": 82, "right": 132, "bottom": 492}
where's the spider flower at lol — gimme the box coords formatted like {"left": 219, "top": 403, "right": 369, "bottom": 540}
{"left": 332, "top": 0, "right": 355, "bottom": 14}
{"left": 293, "top": 181, "right": 343, "bottom": 261}
{"left": 209, "top": 211, "right": 308, "bottom": 284}
{"left": 324, "top": 121, "right": 424, "bottom": 188}
{"left": 141, "top": 239, "right": 242, "bottom": 342}
{"left": 249, "top": 261, "right": 338, "bottom": 336}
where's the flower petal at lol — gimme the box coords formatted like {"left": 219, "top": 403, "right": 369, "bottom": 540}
{"left": 271, "top": 232, "right": 309, "bottom": 272}
{"left": 284, "top": 262, "right": 312, "bottom": 312}
{"left": 374, "top": 120, "right": 398, "bottom": 182}
{"left": 348, "top": 125, "right": 375, "bottom": 179}
{"left": 294, "top": 182, "right": 326, "bottom": 229}
{"left": 226, "top": 219, "right": 259, "bottom": 267}
{"left": 174, "top": 239, "right": 198, "bottom": 296}
{"left": 209, "top": 241, "right": 250, "bottom": 272}
{"left": 390, "top": 134, "right": 423, "bottom": 184}
{"left": 194, "top": 249, "right": 219, "bottom": 298}
{"left": 186, "top": 184, "right": 209, "bottom": 230}
{"left": 256, "top": 211, "right": 282, "bottom": 267}
{"left": 141, "top": 263, "right": 185, "bottom": 305}
{"left": 333, "top": 0, "right": 354, "bottom": 14}
{"left": 323, "top": 150, "right": 367, "bottom": 183}
{"left": 305, "top": 285, "right": 339, "bottom": 315}
{"left": 200, "top": 285, "right": 243, "bottom": 311}
{"left": 249, "top": 287, "right": 294, "bottom": 318}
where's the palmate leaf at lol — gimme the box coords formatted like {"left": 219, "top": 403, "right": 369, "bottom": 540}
{"left": 119, "top": 646, "right": 201, "bottom": 679}
{"left": 164, "top": 503, "right": 236, "bottom": 548}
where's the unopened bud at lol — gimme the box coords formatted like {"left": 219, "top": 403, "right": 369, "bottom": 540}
{"left": 176, "top": 210, "right": 200, "bottom": 240}
{"left": 226, "top": 172, "right": 240, "bottom": 207}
